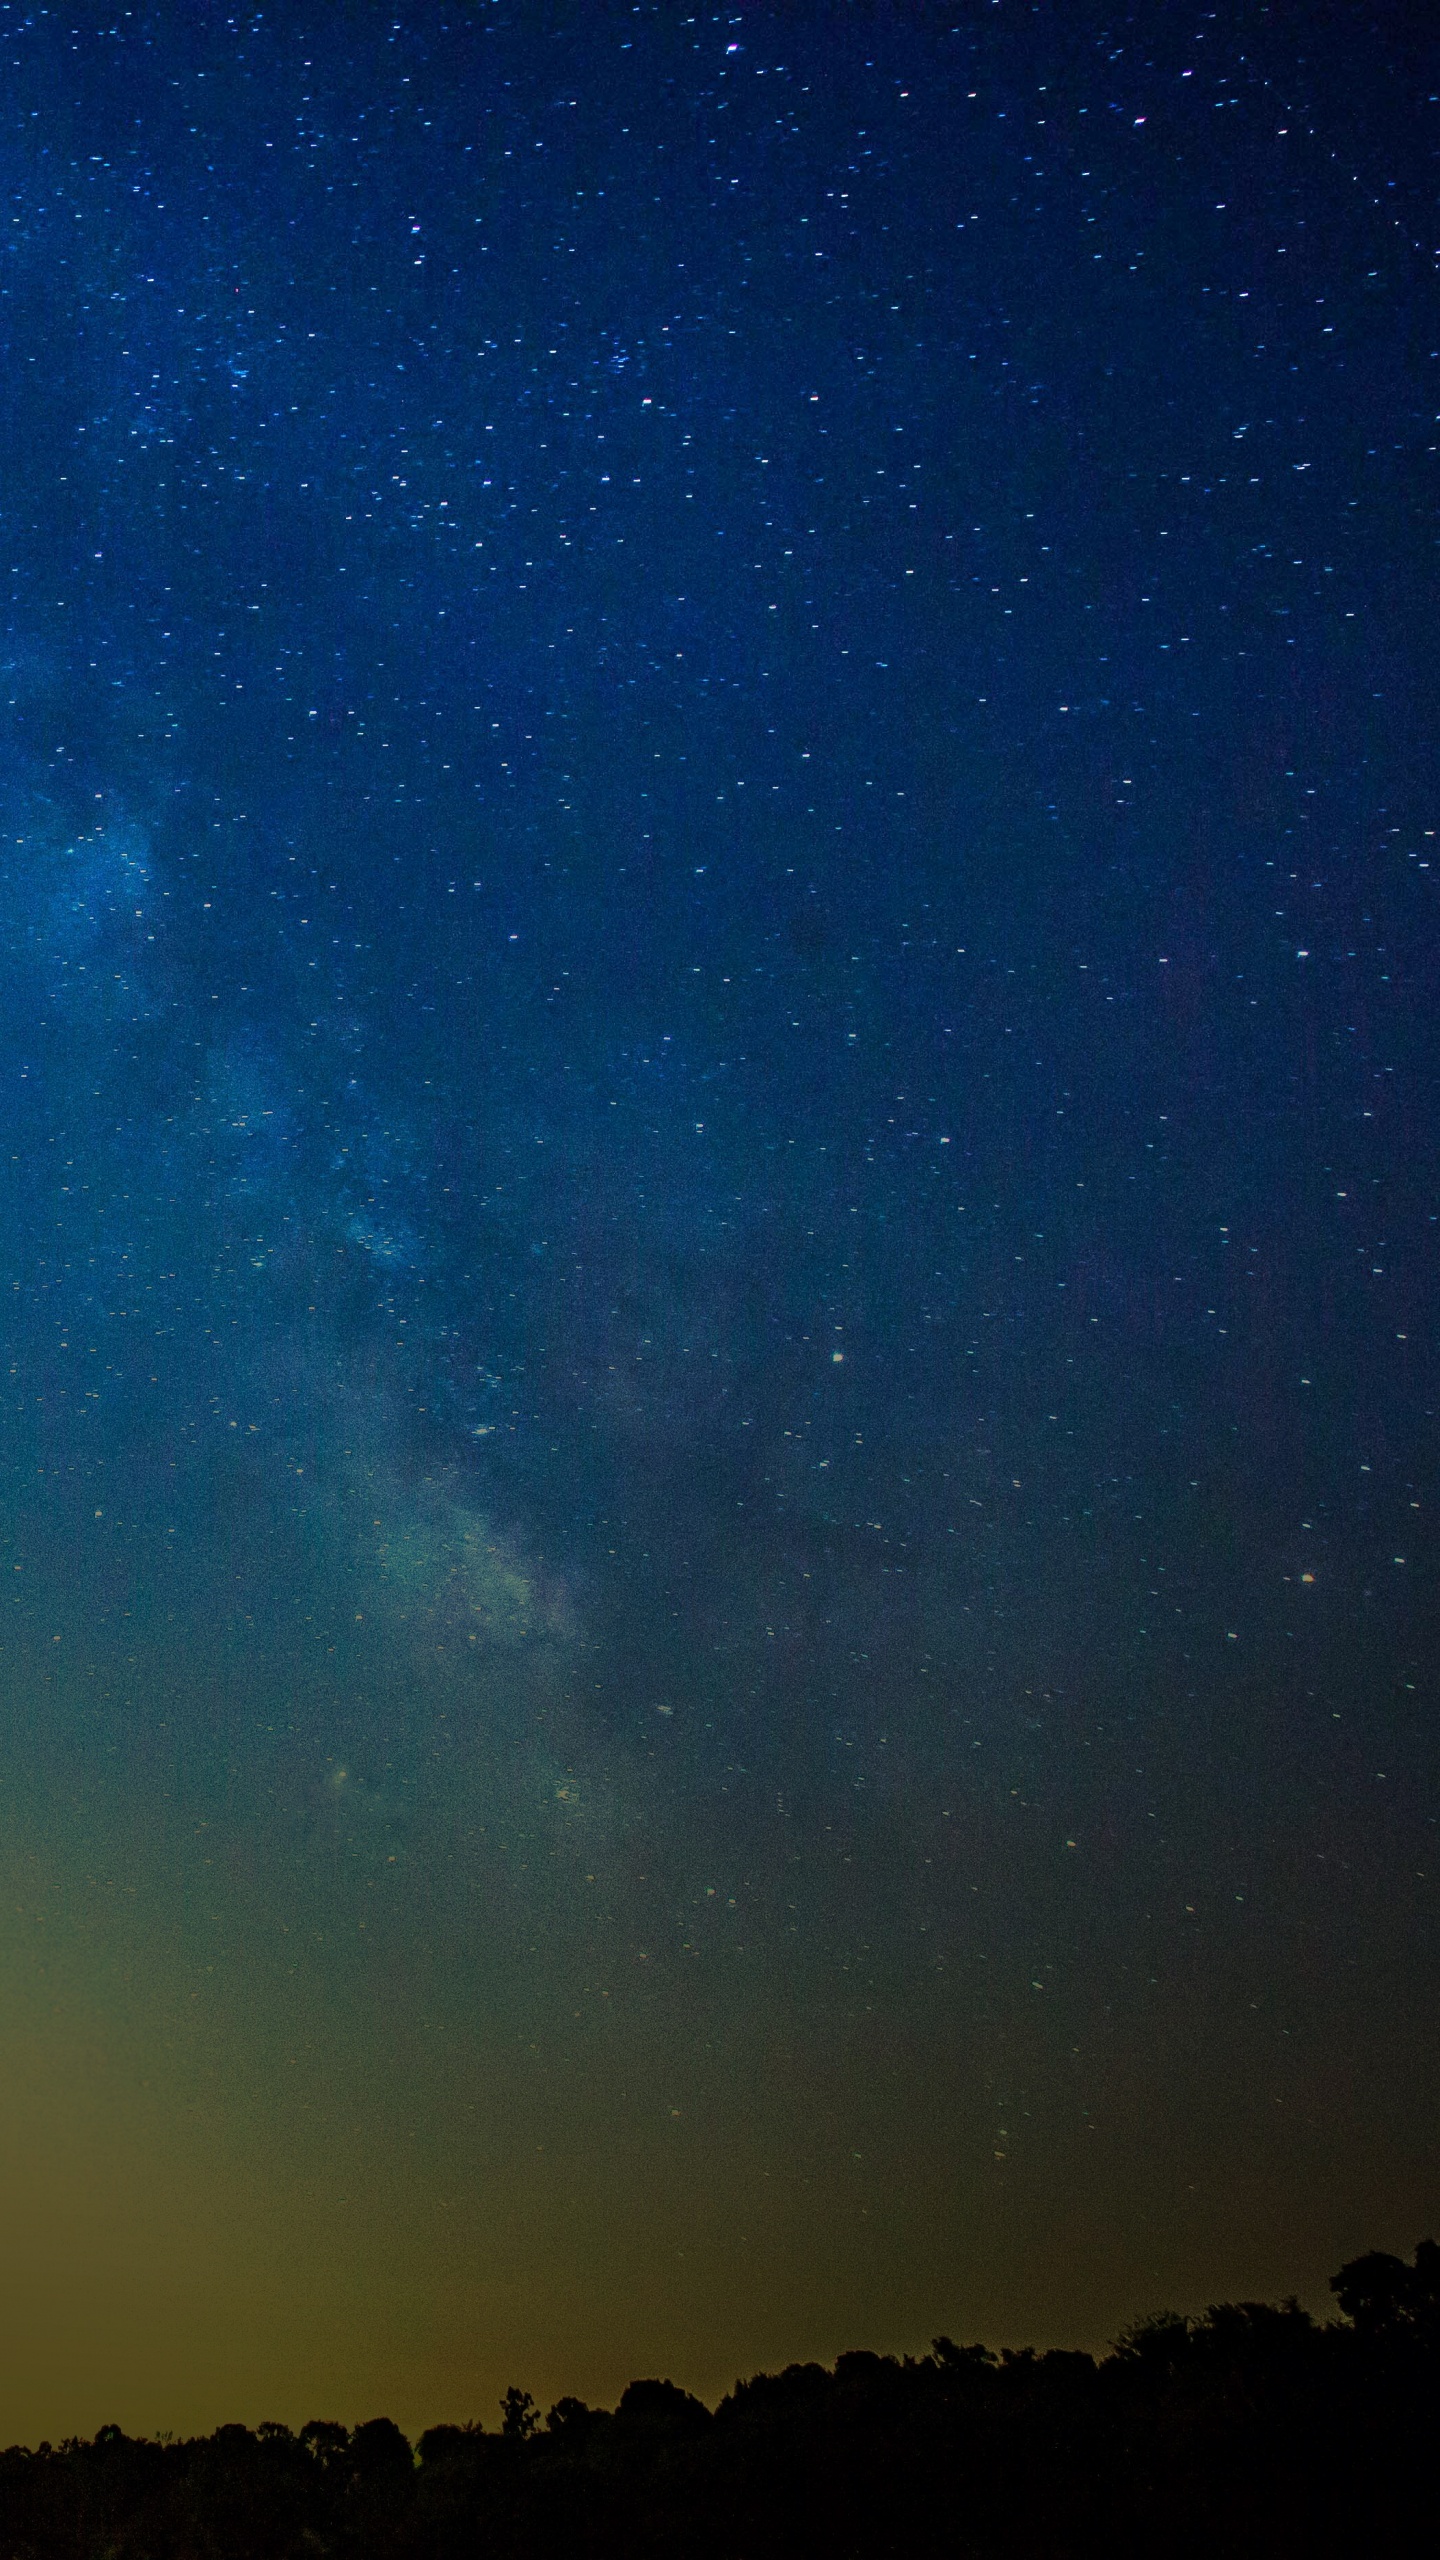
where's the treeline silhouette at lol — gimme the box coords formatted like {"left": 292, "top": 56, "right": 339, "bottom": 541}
{"left": 2, "top": 2242, "right": 1436, "bottom": 2558}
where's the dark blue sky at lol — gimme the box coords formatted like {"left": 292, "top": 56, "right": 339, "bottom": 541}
{"left": 0, "top": 0, "right": 1434, "bottom": 2437}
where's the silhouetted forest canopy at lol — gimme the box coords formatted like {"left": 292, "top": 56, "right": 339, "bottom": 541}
{"left": 3, "top": 2243, "right": 1436, "bottom": 2558}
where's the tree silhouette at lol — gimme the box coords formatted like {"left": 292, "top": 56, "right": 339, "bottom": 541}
{"left": 1330, "top": 2238, "right": 1440, "bottom": 2347}
{"left": 499, "top": 2385, "right": 539, "bottom": 2440}
{"left": 0, "top": 2239, "right": 1434, "bottom": 2559}
{"left": 545, "top": 2396, "right": 599, "bottom": 2437}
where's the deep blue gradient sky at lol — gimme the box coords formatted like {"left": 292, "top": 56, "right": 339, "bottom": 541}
{"left": 0, "top": 0, "right": 1435, "bottom": 2438}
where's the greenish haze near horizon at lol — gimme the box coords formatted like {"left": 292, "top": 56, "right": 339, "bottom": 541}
{"left": 0, "top": 0, "right": 1434, "bottom": 2441}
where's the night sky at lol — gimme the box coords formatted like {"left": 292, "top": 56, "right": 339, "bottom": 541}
{"left": 0, "top": 0, "right": 1436, "bottom": 2442}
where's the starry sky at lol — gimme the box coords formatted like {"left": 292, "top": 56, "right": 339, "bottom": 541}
{"left": 0, "top": 0, "right": 1435, "bottom": 2442}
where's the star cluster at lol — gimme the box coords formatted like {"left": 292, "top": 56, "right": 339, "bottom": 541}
{"left": 0, "top": 0, "right": 1433, "bottom": 2439}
